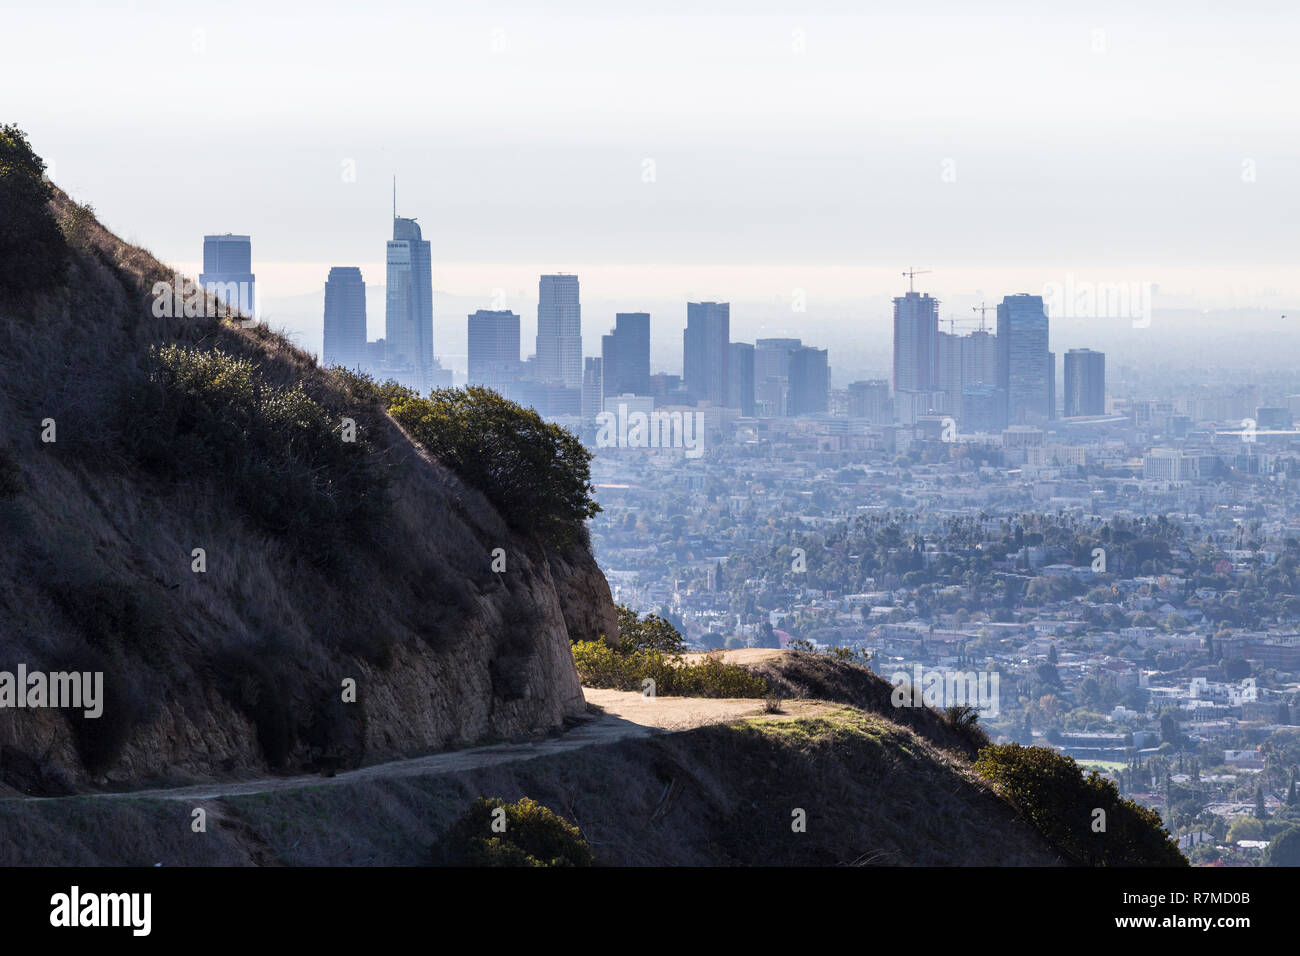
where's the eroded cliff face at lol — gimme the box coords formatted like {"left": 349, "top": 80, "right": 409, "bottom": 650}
{"left": 0, "top": 544, "right": 603, "bottom": 790}
{"left": 548, "top": 547, "right": 620, "bottom": 650}
{"left": 0, "top": 192, "right": 613, "bottom": 792}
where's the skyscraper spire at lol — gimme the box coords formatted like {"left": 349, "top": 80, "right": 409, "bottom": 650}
{"left": 386, "top": 180, "right": 433, "bottom": 392}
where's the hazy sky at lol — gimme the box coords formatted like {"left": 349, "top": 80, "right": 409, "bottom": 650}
{"left": 4, "top": 0, "right": 1297, "bottom": 376}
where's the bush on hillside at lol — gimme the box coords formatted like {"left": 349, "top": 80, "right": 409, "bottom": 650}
{"left": 58, "top": 198, "right": 98, "bottom": 252}
{"left": 572, "top": 640, "right": 768, "bottom": 698}
{"left": 614, "top": 603, "right": 686, "bottom": 654}
{"left": 432, "top": 797, "right": 593, "bottom": 867}
{"left": 787, "top": 638, "right": 873, "bottom": 666}
{"left": 0, "top": 124, "right": 68, "bottom": 295}
{"left": 975, "top": 743, "right": 1186, "bottom": 866}
{"left": 331, "top": 366, "right": 415, "bottom": 410}
{"left": 333, "top": 370, "right": 599, "bottom": 549}
{"left": 121, "top": 345, "right": 388, "bottom": 564}
{"left": 386, "top": 386, "right": 599, "bottom": 548}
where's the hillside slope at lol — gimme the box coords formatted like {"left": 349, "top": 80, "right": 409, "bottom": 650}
{"left": 0, "top": 705, "right": 1062, "bottom": 866}
{"left": 0, "top": 181, "right": 616, "bottom": 790}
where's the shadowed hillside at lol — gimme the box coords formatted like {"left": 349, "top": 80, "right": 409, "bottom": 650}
{"left": 0, "top": 127, "right": 616, "bottom": 790}
{"left": 0, "top": 707, "right": 1063, "bottom": 866}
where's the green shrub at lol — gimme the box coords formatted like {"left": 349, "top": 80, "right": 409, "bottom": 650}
{"left": 1268, "top": 826, "right": 1300, "bottom": 867}
{"left": 945, "top": 704, "right": 981, "bottom": 729}
{"left": 571, "top": 638, "right": 629, "bottom": 688}
{"left": 571, "top": 640, "right": 768, "bottom": 698}
{"left": 333, "top": 372, "right": 598, "bottom": 549}
{"left": 0, "top": 124, "right": 68, "bottom": 295}
{"left": 786, "top": 639, "right": 872, "bottom": 666}
{"left": 943, "top": 704, "right": 989, "bottom": 753}
{"left": 679, "top": 653, "right": 770, "bottom": 697}
{"left": 975, "top": 743, "right": 1186, "bottom": 866}
{"left": 830, "top": 645, "right": 874, "bottom": 665}
{"left": 388, "top": 386, "right": 598, "bottom": 548}
{"left": 1226, "top": 816, "right": 1264, "bottom": 843}
{"left": 122, "top": 345, "right": 387, "bottom": 564}
{"left": 433, "top": 797, "right": 593, "bottom": 867}
{"left": 614, "top": 603, "right": 686, "bottom": 654}
{"left": 330, "top": 366, "right": 415, "bottom": 410}
{"left": 58, "top": 199, "right": 97, "bottom": 252}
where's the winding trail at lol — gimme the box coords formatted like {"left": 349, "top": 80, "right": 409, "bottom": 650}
{"left": 79, "top": 688, "right": 835, "bottom": 803}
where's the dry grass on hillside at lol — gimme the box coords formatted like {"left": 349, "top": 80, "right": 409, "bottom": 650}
{"left": 748, "top": 651, "right": 991, "bottom": 759}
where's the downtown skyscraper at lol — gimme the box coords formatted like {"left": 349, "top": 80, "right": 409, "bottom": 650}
{"left": 385, "top": 207, "right": 434, "bottom": 389}
{"left": 600, "top": 312, "right": 651, "bottom": 399}
{"left": 536, "top": 274, "right": 582, "bottom": 389}
{"left": 996, "top": 293, "right": 1051, "bottom": 425}
{"left": 199, "top": 233, "right": 255, "bottom": 319}
{"left": 467, "top": 309, "right": 521, "bottom": 390}
{"left": 683, "top": 301, "right": 730, "bottom": 406}
{"left": 787, "top": 346, "right": 830, "bottom": 416}
{"left": 322, "top": 267, "right": 366, "bottom": 371}
{"left": 728, "top": 342, "right": 755, "bottom": 416}
{"left": 1063, "top": 348, "right": 1106, "bottom": 417}
{"left": 755, "top": 337, "right": 801, "bottom": 416}
{"left": 936, "top": 327, "right": 997, "bottom": 424}
{"left": 892, "top": 291, "right": 939, "bottom": 393}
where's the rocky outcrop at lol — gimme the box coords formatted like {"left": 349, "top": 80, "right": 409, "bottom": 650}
{"left": 548, "top": 547, "right": 620, "bottom": 649}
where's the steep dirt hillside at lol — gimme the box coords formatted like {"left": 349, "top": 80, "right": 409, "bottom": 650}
{"left": 0, "top": 184, "right": 616, "bottom": 791}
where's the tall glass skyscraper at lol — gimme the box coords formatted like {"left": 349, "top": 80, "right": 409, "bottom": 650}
{"left": 582, "top": 356, "right": 604, "bottom": 420}
{"left": 996, "top": 293, "right": 1050, "bottom": 425}
{"left": 754, "top": 337, "right": 801, "bottom": 416}
{"left": 536, "top": 274, "right": 582, "bottom": 388}
{"left": 323, "top": 267, "right": 366, "bottom": 371}
{"left": 892, "top": 291, "right": 939, "bottom": 393}
{"left": 600, "top": 312, "right": 651, "bottom": 398}
{"left": 728, "top": 342, "right": 755, "bottom": 416}
{"left": 385, "top": 216, "right": 433, "bottom": 388}
{"left": 936, "top": 328, "right": 998, "bottom": 424}
{"left": 788, "top": 346, "right": 830, "bottom": 416}
{"left": 683, "top": 301, "right": 730, "bottom": 405}
{"left": 467, "top": 309, "right": 521, "bottom": 390}
{"left": 1063, "top": 348, "right": 1106, "bottom": 417}
{"left": 199, "top": 234, "right": 255, "bottom": 319}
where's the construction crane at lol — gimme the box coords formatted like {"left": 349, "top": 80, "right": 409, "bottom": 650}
{"left": 901, "top": 267, "right": 932, "bottom": 293}
{"left": 972, "top": 301, "right": 996, "bottom": 332}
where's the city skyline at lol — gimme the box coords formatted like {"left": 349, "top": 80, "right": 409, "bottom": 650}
{"left": 311, "top": 201, "right": 1113, "bottom": 430}
{"left": 11, "top": 1, "right": 1295, "bottom": 347}
{"left": 192, "top": 198, "right": 1294, "bottom": 386}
